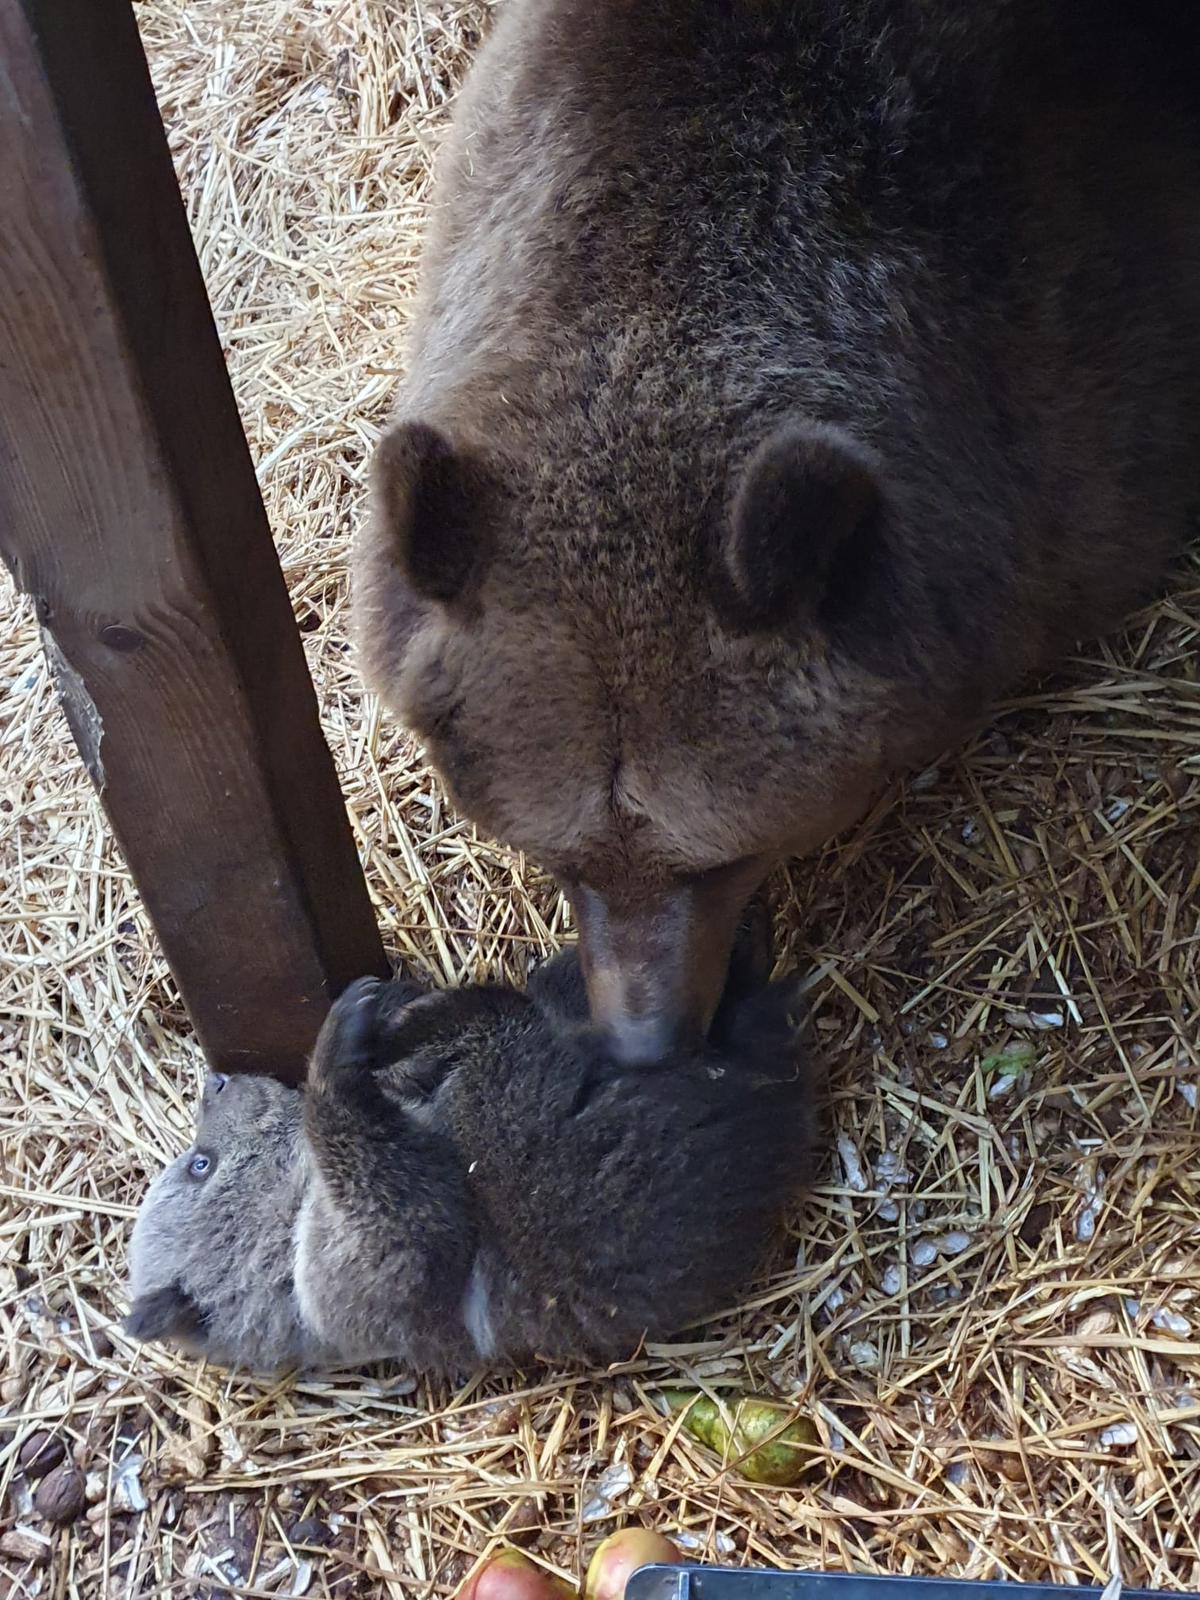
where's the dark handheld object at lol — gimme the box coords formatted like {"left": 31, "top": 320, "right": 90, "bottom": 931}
{"left": 626, "top": 1570, "right": 1186, "bottom": 1600}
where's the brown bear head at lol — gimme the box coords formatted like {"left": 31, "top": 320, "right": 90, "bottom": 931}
{"left": 357, "top": 411, "right": 937, "bottom": 1062}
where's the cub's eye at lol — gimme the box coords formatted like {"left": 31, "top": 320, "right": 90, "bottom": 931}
{"left": 188, "top": 1153, "right": 213, "bottom": 1180}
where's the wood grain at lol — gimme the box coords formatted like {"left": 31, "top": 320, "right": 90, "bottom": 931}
{"left": 0, "top": 0, "right": 389, "bottom": 1082}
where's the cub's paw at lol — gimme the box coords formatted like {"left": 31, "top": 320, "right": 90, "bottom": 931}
{"left": 310, "top": 976, "right": 386, "bottom": 1090}
{"left": 729, "top": 973, "right": 809, "bottom": 1066}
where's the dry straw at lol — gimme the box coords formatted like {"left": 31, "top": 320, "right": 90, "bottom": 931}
{"left": 2, "top": 1, "right": 1199, "bottom": 1594}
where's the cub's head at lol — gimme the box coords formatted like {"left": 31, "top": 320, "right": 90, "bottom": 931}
{"left": 357, "top": 416, "right": 926, "bottom": 1062}
{"left": 126, "top": 1074, "right": 317, "bottom": 1372}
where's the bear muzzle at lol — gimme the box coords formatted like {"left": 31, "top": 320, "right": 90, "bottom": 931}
{"left": 568, "top": 861, "right": 765, "bottom": 1064}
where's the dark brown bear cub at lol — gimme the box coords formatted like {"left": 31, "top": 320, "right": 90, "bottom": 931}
{"left": 127, "top": 942, "right": 810, "bottom": 1374}
{"left": 356, "top": 0, "right": 1200, "bottom": 1061}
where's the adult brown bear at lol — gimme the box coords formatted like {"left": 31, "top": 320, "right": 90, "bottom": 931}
{"left": 356, "top": 0, "right": 1200, "bottom": 1063}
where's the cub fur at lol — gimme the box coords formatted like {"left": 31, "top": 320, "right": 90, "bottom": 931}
{"left": 127, "top": 942, "right": 810, "bottom": 1374}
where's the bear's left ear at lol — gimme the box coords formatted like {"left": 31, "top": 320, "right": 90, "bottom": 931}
{"left": 125, "top": 1283, "right": 206, "bottom": 1345}
{"left": 718, "top": 420, "right": 884, "bottom": 632}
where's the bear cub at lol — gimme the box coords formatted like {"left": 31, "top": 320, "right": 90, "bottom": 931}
{"left": 126, "top": 934, "right": 810, "bottom": 1375}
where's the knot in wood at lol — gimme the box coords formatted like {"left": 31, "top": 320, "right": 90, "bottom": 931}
{"left": 99, "top": 623, "right": 145, "bottom": 653}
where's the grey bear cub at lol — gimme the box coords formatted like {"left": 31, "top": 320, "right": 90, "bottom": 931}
{"left": 126, "top": 940, "right": 810, "bottom": 1374}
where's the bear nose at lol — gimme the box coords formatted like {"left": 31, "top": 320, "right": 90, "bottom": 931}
{"left": 568, "top": 869, "right": 763, "bottom": 1064}
{"left": 605, "top": 1008, "right": 696, "bottom": 1067}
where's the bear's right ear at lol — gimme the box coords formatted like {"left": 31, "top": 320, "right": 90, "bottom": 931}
{"left": 371, "top": 421, "right": 492, "bottom": 605}
{"left": 718, "top": 420, "right": 883, "bottom": 632}
{"left": 124, "top": 1284, "right": 206, "bottom": 1345}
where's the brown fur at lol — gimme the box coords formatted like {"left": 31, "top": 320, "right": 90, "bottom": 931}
{"left": 356, "top": 0, "right": 1200, "bottom": 1054}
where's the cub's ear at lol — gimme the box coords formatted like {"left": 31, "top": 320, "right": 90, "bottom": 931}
{"left": 124, "top": 1283, "right": 206, "bottom": 1345}
{"left": 719, "top": 420, "right": 883, "bottom": 631}
{"left": 527, "top": 945, "right": 590, "bottom": 1028}
{"left": 370, "top": 421, "right": 493, "bottom": 605}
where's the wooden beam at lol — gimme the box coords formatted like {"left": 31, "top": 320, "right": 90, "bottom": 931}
{"left": 0, "top": 0, "right": 390, "bottom": 1082}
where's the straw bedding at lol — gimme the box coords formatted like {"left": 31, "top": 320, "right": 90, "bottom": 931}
{"left": 2, "top": 1, "right": 1199, "bottom": 1593}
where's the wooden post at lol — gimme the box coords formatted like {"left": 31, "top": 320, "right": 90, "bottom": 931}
{"left": 0, "top": 0, "right": 390, "bottom": 1082}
